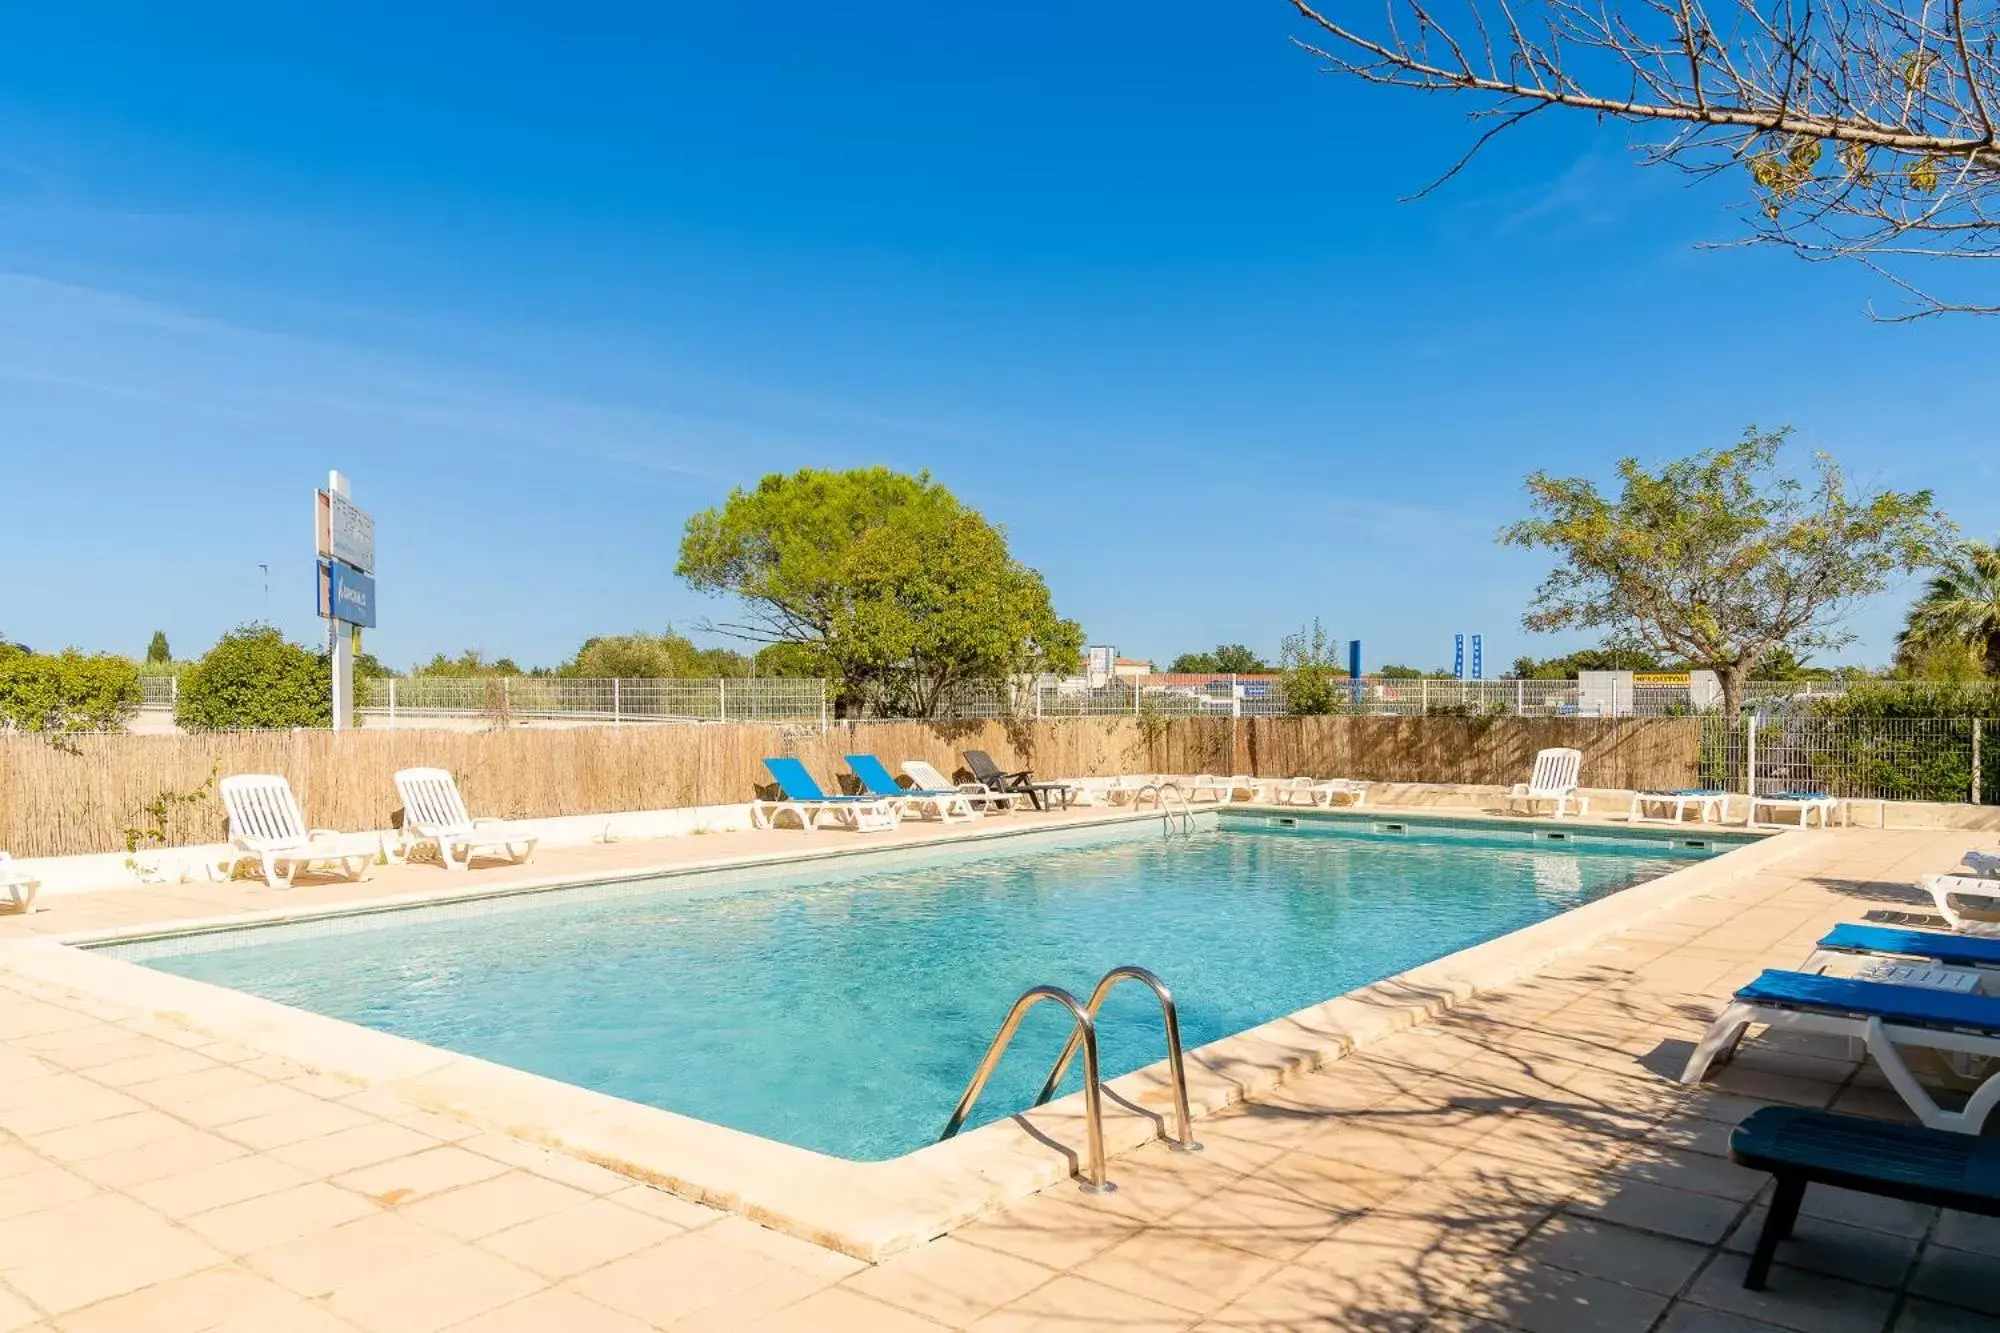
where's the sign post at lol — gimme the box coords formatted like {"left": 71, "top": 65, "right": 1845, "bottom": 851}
{"left": 314, "top": 471, "right": 375, "bottom": 732}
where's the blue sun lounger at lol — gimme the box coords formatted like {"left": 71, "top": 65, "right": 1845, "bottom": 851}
{"left": 751, "top": 757, "right": 897, "bottom": 834}
{"left": 1682, "top": 969, "right": 2000, "bottom": 1133}
{"left": 843, "top": 755, "right": 977, "bottom": 824}
{"left": 1803, "top": 923, "right": 2000, "bottom": 974}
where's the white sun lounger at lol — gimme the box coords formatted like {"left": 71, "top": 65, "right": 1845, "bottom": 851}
{"left": 1749, "top": 791, "right": 1843, "bottom": 829}
{"left": 1183, "top": 774, "right": 1253, "bottom": 804}
{"left": 1507, "top": 748, "right": 1587, "bottom": 817}
{"left": 901, "top": 760, "right": 1025, "bottom": 813}
{"left": 1257, "top": 776, "right": 1367, "bottom": 808}
{"left": 215, "top": 774, "right": 380, "bottom": 889}
{"left": 393, "top": 768, "right": 539, "bottom": 870}
{"left": 1627, "top": 788, "right": 1730, "bottom": 825}
{"left": 1683, "top": 969, "right": 2000, "bottom": 1134}
{"left": 1918, "top": 875, "right": 2000, "bottom": 937}
{"left": 0, "top": 853, "right": 39, "bottom": 914}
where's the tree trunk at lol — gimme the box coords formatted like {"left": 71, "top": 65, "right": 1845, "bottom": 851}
{"left": 1715, "top": 661, "right": 1748, "bottom": 791}
{"left": 1716, "top": 662, "right": 1746, "bottom": 719}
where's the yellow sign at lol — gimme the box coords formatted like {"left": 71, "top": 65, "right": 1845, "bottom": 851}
{"left": 1634, "top": 672, "right": 1691, "bottom": 686}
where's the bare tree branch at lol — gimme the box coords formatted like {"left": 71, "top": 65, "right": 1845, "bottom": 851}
{"left": 1285, "top": 0, "right": 2000, "bottom": 316}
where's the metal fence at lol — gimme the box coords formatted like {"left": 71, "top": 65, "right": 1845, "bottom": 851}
{"left": 106, "top": 671, "right": 2000, "bottom": 808}
{"left": 1707, "top": 714, "right": 1998, "bottom": 805}
{"left": 131, "top": 673, "right": 1913, "bottom": 723}
{"left": 361, "top": 676, "right": 831, "bottom": 724}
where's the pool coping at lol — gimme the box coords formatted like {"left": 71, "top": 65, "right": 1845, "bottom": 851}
{"left": 0, "top": 810, "right": 1813, "bottom": 1261}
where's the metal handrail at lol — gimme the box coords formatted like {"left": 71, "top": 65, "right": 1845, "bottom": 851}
{"left": 940, "top": 985, "right": 1114, "bottom": 1192}
{"left": 1132, "top": 782, "right": 1195, "bottom": 836}
{"left": 1033, "top": 965, "right": 1203, "bottom": 1154}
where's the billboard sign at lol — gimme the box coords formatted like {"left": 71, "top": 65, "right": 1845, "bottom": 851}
{"left": 315, "top": 489, "right": 376, "bottom": 573}
{"left": 317, "top": 559, "right": 377, "bottom": 628}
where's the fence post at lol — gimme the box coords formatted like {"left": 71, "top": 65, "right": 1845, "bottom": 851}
{"left": 1420, "top": 679, "right": 1429, "bottom": 714}
{"left": 387, "top": 677, "right": 397, "bottom": 727}
{"left": 1743, "top": 714, "right": 1757, "bottom": 798}
{"left": 717, "top": 677, "right": 727, "bottom": 723}
{"left": 1514, "top": 678, "right": 1523, "bottom": 715}
{"left": 1974, "top": 718, "right": 1983, "bottom": 806}
{"left": 613, "top": 678, "right": 621, "bottom": 725}
{"left": 818, "top": 680, "right": 828, "bottom": 733}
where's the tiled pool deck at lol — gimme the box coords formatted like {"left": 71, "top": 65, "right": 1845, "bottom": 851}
{"left": 1, "top": 812, "right": 1996, "bottom": 1331}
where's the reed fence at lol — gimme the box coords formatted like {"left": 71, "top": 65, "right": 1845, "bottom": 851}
{"left": 0, "top": 716, "right": 1713, "bottom": 858}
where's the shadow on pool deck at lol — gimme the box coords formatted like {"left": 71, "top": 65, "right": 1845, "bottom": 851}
{"left": 931, "top": 895, "right": 2000, "bottom": 1333}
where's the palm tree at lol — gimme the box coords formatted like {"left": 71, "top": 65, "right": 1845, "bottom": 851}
{"left": 1897, "top": 538, "right": 2000, "bottom": 676}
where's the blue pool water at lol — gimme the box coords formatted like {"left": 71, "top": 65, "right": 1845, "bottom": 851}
{"left": 104, "top": 814, "right": 1732, "bottom": 1160}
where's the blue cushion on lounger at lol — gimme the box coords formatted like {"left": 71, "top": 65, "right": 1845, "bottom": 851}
{"left": 1736, "top": 969, "right": 2000, "bottom": 1031}
{"left": 1818, "top": 924, "right": 2000, "bottom": 971}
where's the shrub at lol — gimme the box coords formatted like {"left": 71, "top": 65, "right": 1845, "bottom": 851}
{"left": 176, "top": 626, "right": 332, "bottom": 731}
{"left": 1280, "top": 619, "right": 1347, "bottom": 716}
{"left": 0, "top": 650, "right": 142, "bottom": 733}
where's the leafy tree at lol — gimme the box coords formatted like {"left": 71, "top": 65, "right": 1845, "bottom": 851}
{"left": 0, "top": 650, "right": 142, "bottom": 733}
{"left": 1167, "top": 644, "right": 1271, "bottom": 674}
{"left": 1280, "top": 619, "right": 1347, "bottom": 715}
{"left": 145, "top": 631, "right": 171, "bottom": 665}
{"left": 753, "top": 642, "right": 829, "bottom": 677}
{"left": 352, "top": 652, "right": 395, "bottom": 679}
{"left": 1749, "top": 647, "right": 1839, "bottom": 682}
{"left": 1507, "top": 647, "right": 1675, "bottom": 680}
{"left": 176, "top": 626, "right": 331, "bottom": 731}
{"left": 1501, "top": 428, "right": 1948, "bottom": 715}
{"left": 412, "top": 650, "right": 523, "bottom": 677}
{"left": 678, "top": 468, "right": 1084, "bottom": 716}
{"left": 561, "top": 628, "right": 753, "bottom": 679}
{"left": 1896, "top": 536, "right": 2000, "bottom": 677}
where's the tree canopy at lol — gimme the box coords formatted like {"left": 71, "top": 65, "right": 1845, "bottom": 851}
{"left": 145, "top": 631, "right": 171, "bottom": 665}
{"left": 176, "top": 626, "right": 331, "bottom": 731}
{"left": 1896, "top": 536, "right": 2000, "bottom": 678}
{"left": 1500, "top": 427, "right": 1948, "bottom": 713}
{"left": 677, "top": 468, "right": 1083, "bottom": 716}
{"left": 1166, "top": 644, "right": 1272, "bottom": 674}
{"left": 1508, "top": 647, "right": 1675, "bottom": 679}
{"left": 412, "top": 650, "right": 524, "bottom": 678}
{"left": 561, "top": 629, "right": 753, "bottom": 679}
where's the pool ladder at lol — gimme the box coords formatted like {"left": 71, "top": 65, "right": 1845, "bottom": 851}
{"left": 939, "top": 965, "right": 1202, "bottom": 1193}
{"left": 1131, "top": 781, "right": 1196, "bottom": 838}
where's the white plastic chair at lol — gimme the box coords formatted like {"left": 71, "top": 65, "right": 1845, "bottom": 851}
{"left": 216, "top": 774, "right": 379, "bottom": 889}
{"left": 1507, "top": 748, "right": 1587, "bottom": 817}
{"left": 393, "top": 768, "right": 539, "bottom": 870}
{"left": 0, "top": 852, "right": 39, "bottom": 914}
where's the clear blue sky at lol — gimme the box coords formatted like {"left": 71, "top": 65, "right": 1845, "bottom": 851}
{"left": 1, "top": 2, "right": 1990, "bottom": 673}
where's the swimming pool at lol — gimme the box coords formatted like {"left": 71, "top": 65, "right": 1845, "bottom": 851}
{"left": 101, "top": 812, "right": 1736, "bottom": 1161}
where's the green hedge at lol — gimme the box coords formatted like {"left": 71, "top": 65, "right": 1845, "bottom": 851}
{"left": 0, "top": 650, "right": 142, "bottom": 733}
